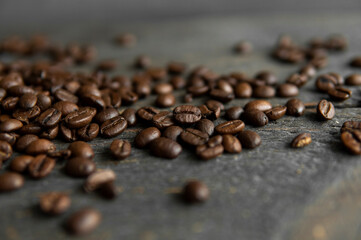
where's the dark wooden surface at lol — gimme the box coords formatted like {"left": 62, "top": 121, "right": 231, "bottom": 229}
{"left": 1, "top": 12, "right": 361, "bottom": 240}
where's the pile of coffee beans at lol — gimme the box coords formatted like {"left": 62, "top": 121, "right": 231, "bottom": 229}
{"left": 0, "top": 32, "right": 359, "bottom": 235}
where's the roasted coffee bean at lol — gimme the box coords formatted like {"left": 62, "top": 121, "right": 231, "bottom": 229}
{"left": 174, "top": 105, "right": 201, "bottom": 124}
{"left": 152, "top": 111, "right": 174, "bottom": 129}
{"left": 277, "top": 83, "right": 299, "bottom": 97}
{"left": 0, "top": 140, "right": 12, "bottom": 162}
{"left": 65, "top": 157, "right": 96, "bottom": 177}
{"left": 235, "top": 82, "right": 252, "bottom": 98}
{"left": 183, "top": 180, "right": 209, "bottom": 203}
{"left": 102, "top": 91, "right": 121, "bottom": 108}
{"left": 187, "top": 85, "right": 209, "bottom": 97}
{"left": 264, "top": 106, "right": 287, "bottom": 121}
{"left": 10, "top": 155, "right": 34, "bottom": 173}
{"left": 37, "top": 93, "right": 52, "bottom": 111}
{"left": 65, "top": 107, "right": 96, "bottom": 129}
{"left": 341, "top": 130, "right": 361, "bottom": 154}
{"left": 137, "top": 107, "right": 160, "bottom": 122}
{"left": 13, "top": 106, "right": 41, "bottom": 123}
{"left": 47, "top": 149, "right": 71, "bottom": 160}
{"left": 195, "top": 119, "right": 214, "bottom": 136}
{"left": 134, "top": 81, "right": 151, "bottom": 98}
{"left": 291, "top": 133, "right": 312, "bottom": 148}
{"left": 328, "top": 72, "right": 344, "bottom": 85}
{"left": 238, "top": 130, "right": 261, "bottom": 149}
{"left": 54, "top": 89, "right": 78, "bottom": 103}
{"left": 206, "top": 100, "right": 225, "bottom": 111}
{"left": 155, "top": 93, "right": 176, "bottom": 108}
{"left": 198, "top": 104, "right": 220, "bottom": 120}
{"left": 147, "top": 67, "right": 167, "bottom": 81}
{"left": 84, "top": 169, "right": 116, "bottom": 192}
{"left": 167, "top": 62, "right": 186, "bottom": 75}
{"left": 345, "top": 74, "right": 361, "bottom": 86}
{"left": 0, "top": 132, "right": 18, "bottom": 146}
{"left": 242, "top": 110, "right": 268, "bottom": 127}
{"left": 328, "top": 87, "right": 352, "bottom": 101}
{"left": 2, "top": 96, "right": 19, "bottom": 111}
{"left": 350, "top": 56, "right": 361, "bottom": 68}
{"left": 120, "top": 108, "right": 137, "bottom": 126}
{"left": 0, "top": 115, "right": 11, "bottom": 123}
{"left": 0, "top": 88, "right": 6, "bottom": 102}
{"left": 149, "top": 137, "right": 182, "bottom": 159}
{"left": 0, "top": 119, "right": 23, "bottom": 132}
{"left": 184, "top": 94, "right": 193, "bottom": 103}
{"left": 317, "top": 99, "right": 335, "bottom": 120}
{"left": 299, "top": 65, "right": 316, "bottom": 78}
{"left": 53, "top": 101, "right": 78, "bottom": 116}
{"left": 209, "top": 89, "right": 234, "bottom": 103}
{"left": 77, "top": 123, "right": 99, "bottom": 141}
{"left": 286, "top": 99, "right": 305, "bottom": 117}
{"left": 162, "top": 126, "right": 183, "bottom": 141}
{"left": 225, "top": 107, "right": 243, "bottom": 120}
{"left": 196, "top": 142, "right": 224, "bottom": 160}
{"left": 110, "top": 139, "right": 131, "bottom": 160}
{"left": 66, "top": 208, "right": 101, "bottom": 235}
{"left": 234, "top": 40, "right": 253, "bottom": 54}
{"left": 19, "top": 93, "right": 37, "bottom": 109}
{"left": 325, "top": 34, "right": 347, "bottom": 50}
{"left": 0, "top": 172, "right": 24, "bottom": 192}
{"left": 0, "top": 72, "right": 23, "bottom": 90}
{"left": 222, "top": 134, "right": 242, "bottom": 153}
{"left": 286, "top": 73, "right": 308, "bottom": 87}
{"left": 315, "top": 74, "right": 338, "bottom": 92}
{"left": 18, "top": 122, "right": 42, "bottom": 135}
{"left": 60, "top": 123, "right": 77, "bottom": 142}
{"left": 134, "top": 127, "right": 161, "bottom": 148}
{"left": 154, "top": 83, "right": 174, "bottom": 95}
{"left": 81, "top": 94, "right": 105, "bottom": 110}
{"left": 39, "top": 192, "right": 71, "bottom": 215}
{"left": 98, "top": 181, "right": 117, "bottom": 199}
{"left": 255, "top": 71, "right": 277, "bottom": 85}
{"left": 96, "top": 59, "right": 117, "bottom": 71}
{"left": 215, "top": 120, "right": 245, "bottom": 134}
{"left": 253, "top": 85, "right": 276, "bottom": 98}
{"left": 68, "top": 141, "right": 94, "bottom": 159}
{"left": 16, "top": 134, "right": 39, "bottom": 152}
{"left": 133, "top": 55, "right": 151, "bottom": 69}
{"left": 244, "top": 100, "right": 272, "bottom": 112}
{"left": 94, "top": 108, "right": 119, "bottom": 124}
{"left": 100, "top": 116, "right": 127, "bottom": 138}
{"left": 341, "top": 121, "right": 361, "bottom": 133}
{"left": 25, "top": 139, "right": 56, "bottom": 155}
{"left": 37, "top": 108, "right": 62, "bottom": 128}
{"left": 180, "top": 128, "right": 209, "bottom": 146}
{"left": 217, "top": 80, "right": 233, "bottom": 94}
{"left": 170, "top": 76, "right": 186, "bottom": 89}
{"left": 207, "top": 135, "right": 223, "bottom": 147}
{"left": 120, "top": 90, "right": 138, "bottom": 105}
{"left": 28, "top": 154, "right": 56, "bottom": 179}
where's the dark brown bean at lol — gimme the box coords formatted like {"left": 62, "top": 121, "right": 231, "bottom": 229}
{"left": 100, "top": 116, "right": 127, "bottom": 138}
{"left": 77, "top": 123, "right": 99, "bottom": 141}
{"left": 65, "top": 107, "right": 96, "bottom": 129}
{"left": 15, "top": 134, "right": 38, "bottom": 152}
{"left": 341, "top": 130, "right": 361, "bottom": 154}
{"left": 2, "top": 96, "right": 19, "bottom": 111}
{"left": 183, "top": 180, "right": 209, "bottom": 203}
{"left": 286, "top": 73, "right": 308, "bottom": 87}
{"left": 25, "top": 139, "right": 56, "bottom": 155}
{"left": 350, "top": 56, "right": 361, "bottom": 68}
{"left": 222, "top": 134, "right": 242, "bottom": 153}
{"left": 286, "top": 99, "right": 305, "bottom": 117}
{"left": 65, "top": 157, "right": 96, "bottom": 177}
{"left": 317, "top": 99, "right": 335, "bottom": 120}
{"left": 195, "top": 119, "right": 214, "bottom": 136}
{"left": 196, "top": 142, "right": 224, "bottom": 160}
{"left": 328, "top": 87, "right": 352, "bottom": 101}
{"left": 66, "top": 208, "right": 101, "bottom": 235}
{"left": 133, "top": 55, "right": 151, "bottom": 69}
{"left": 215, "top": 120, "right": 245, "bottom": 134}
{"left": 170, "top": 76, "right": 186, "bottom": 89}
{"left": 244, "top": 100, "right": 272, "bottom": 112}
{"left": 10, "top": 155, "right": 34, "bottom": 173}
{"left": 0, "top": 132, "right": 18, "bottom": 146}
{"left": 341, "top": 121, "right": 361, "bottom": 133}
{"left": 199, "top": 104, "right": 220, "bottom": 120}
{"left": 68, "top": 141, "right": 94, "bottom": 159}
{"left": 0, "top": 119, "right": 23, "bottom": 132}
{"left": 291, "top": 133, "right": 312, "bottom": 148}
{"left": 264, "top": 106, "right": 287, "bottom": 121}
{"left": 242, "top": 110, "right": 268, "bottom": 127}
{"left": 60, "top": 123, "right": 77, "bottom": 142}
{"left": 54, "top": 89, "right": 78, "bottom": 103}
{"left": 19, "top": 93, "right": 37, "bottom": 109}
{"left": 255, "top": 71, "right": 277, "bottom": 85}
{"left": 134, "top": 127, "right": 161, "bottom": 148}
{"left": 18, "top": 122, "right": 42, "bottom": 135}
{"left": 149, "top": 137, "right": 182, "bottom": 159}
{"left": 96, "top": 59, "right": 117, "bottom": 71}
{"left": 28, "top": 154, "right": 56, "bottom": 179}
{"left": 209, "top": 89, "right": 234, "bottom": 103}
{"left": 253, "top": 85, "right": 276, "bottom": 98}
{"left": 235, "top": 82, "right": 252, "bottom": 98}
{"left": 162, "top": 126, "right": 183, "bottom": 141}
{"left": 39, "top": 192, "right": 71, "bottom": 215}
{"left": 152, "top": 111, "right": 175, "bottom": 129}
{"left": 0, "top": 140, "right": 12, "bottom": 162}
{"left": 83, "top": 169, "right": 116, "bottom": 192}
{"left": 13, "top": 106, "right": 41, "bottom": 123}
{"left": 53, "top": 101, "right": 79, "bottom": 116}
{"left": 315, "top": 74, "right": 337, "bottom": 92}
{"left": 234, "top": 40, "right": 253, "bottom": 54}
{"left": 174, "top": 105, "right": 202, "bottom": 124}
{"left": 277, "top": 83, "right": 299, "bottom": 97}
{"left": 37, "top": 94, "right": 52, "bottom": 111}
{"left": 94, "top": 108, "right": 119, "bottom": 124}
{"left": 0, "top": 172, "right": 24, "bottom": 192}
{"left": 37, "top": 108, "right": 62, "bottom": 128}
{"left": 299, "top": 65, "right": 316, "bottom": 78}
{"left": 225, "top": 106, "right": 244, "bottom": 120}
{"left": 98, "top": 181, "right": 117, "bottom": 199}
{"left": 238, "top": 130, "right": 261, "bottom": 149}
{"left": 110, "top": 139, "right": 131, "bottom": 160}
{"left": 47, "top": 149, "right": 72, "bottom": 160}
{"left": 345, "top": 74, "right": 361, "bottom": 86}
{"left": 155, "top": 93, "right": 176, "bottom": 108}
{"left": 154, "top": 83, "right": 173, "bottom": 95}
{"left": 137, "top": 107, "right": 160, "bottom": 122}
{"left": 180, "top": 128, "right": 209, "bottom": 146}
{"left": 120, "top": 108, "right": 137, "bottom": 126}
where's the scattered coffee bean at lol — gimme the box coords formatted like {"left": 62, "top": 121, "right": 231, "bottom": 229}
{"left": 115, "top": 33, "right": 136, "bottom": 46}
{"left": 222, "top": 134, "right": 242, "bottom": 153}
{"left": 28, "top": 154, "right": 56, "bottom": 179}
{"left": 96, "top": 59, "right": 117, "bottom": 71}
{"left": 37, "top": 108, "right": 62, "bottom": 128}
{"left": 350, "top": 56, "right": 361, "bottom": 68}
{"left": 84, "top": 169, "right": 116, "bottom": 192}
{"left": 244, "top": 100, "right": 272, "bottom": 112}
{"left": 110, "top": 139, "right": 131, "bottom": 160}
{"left": 328, "top": 87, "right": 352, "bottom": 101}
{"left": 264, "top": 106, "right": 287, "bottom": 121}
{"left": 0, "top": 172, "right": 24, "bottom": 192}
{"left": 242, "top": 110, "right": 269, "bottom": 127}
{"left": 137, "top": 107, "right": 159, "bottom": 122}
{"left": 77, "top": 123, "right": 99, "bottom": 142}
{"left": 277, "top": 83, "right": 299, "bottom": 97}
{"left": 317, "top": 99, "right": 335, "bottom": 120}
{"left": 0, "top": 119, "right": 23, "bottom": 132}
{"left": 341, "top": 130, "right": 361, "bottom": 154}
{"left": 174, "top": 105, "right": 201, "bottom": 124}
{"left": 100, "top": 116, "right": 127, "bottom": 138}
{"left": 286, "top": 99, "right": 305, "bottom": 117}
{"left": 0, "top": 140, "right": 12, "bottom": 162}
{"left": 215, "top": 120, "right": 245, "bottom": 134}
{"left": 291, "top": 133, "right": 312, "bottom": 148}
{"left": 183, "top": 180, "right": 209, "bottom": 203}
{"left": 66, "top": 208, "right": 101, "bottom": 235}
{"left": 121, "top": 108, "right": 137, "bottom": 126}
{"left": 94, "top": 108, "right": 119, "bottom": 124}
{"left": 65, "top": 157, "right": 96, "bottom": 178}
{"left": 196, "top": 141, "right": 224, "bottom": 160}
{"left": 345, "top": 74, "right": 361, "bottom": 86}
{"left": 195, "top": 119, "right": 214, "bottom": 136}
{"left": 238, "top": 130, "right": 261, "bottom": 149}
{"left": 341, "top": 121, "right": 361, "bottom": 133}
{"left": 286, "top": 73, "right": 308, "bottom": 87}
{"left": 19, "top": 93, "right": 37, "bottom": 109}
{"left": 134, "top": 55, "right": 151, "bottom": 69}
{"left": 68, "top": 141, "right": 94, "bottom": 159}
{"left": 25, "top": 139, "right": 56, "bottom": 155}
{"left": 134, "top": 127, "right": 161, "bottom": 148}
{"left": 10, "top": 155, "right": 34, "bottom": 173}
{"left": 98, "top": 181, "right": 117, "bottom": 199}
{"left": 253, "top": 85, "right": 276, "bottom": 98}
{"left": 155, "top": 93, "right": 176, "bottom": 108}
{"left": 181, "top": 128, "right": 209, "bottom": 146}
{"left": 53, "top": 101, "right": 79, "bottom": 116}
{"left": 39, "top": 192, "right": 71, "bottom": 215}
{"left": 235, "top": 82, "right": 252, "bottom": 98}
{"left": 225, "top": 106, "right": 244, "bottom": 120}
{"left": 64, "top": 107, "right": 96, "bottom": 129}
{"left": 234, "top": 40, "right": 253, "bottom": 54}
{"left": 149, "top": 137, "right": 182, "bottom": 159}
{"left": 162, "top": 126, "right": 183, "bottom": 141}
{"left": 315, "top": 74, "right": 338, "bottom": 92}
{"left": 299, "top": 65, "right": 316, "bottom": 78}
{"left": 152, "top": 111, "right": 174, "bottom": 129}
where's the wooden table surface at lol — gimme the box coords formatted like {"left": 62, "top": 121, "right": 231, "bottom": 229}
{"left": 1, "top": 12, "right": 361, "bottom": 240}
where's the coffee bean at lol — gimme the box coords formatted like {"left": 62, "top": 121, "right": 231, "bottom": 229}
{"left": 13, "top": 106, "right": 41, "bottom": 123}
{"left": 0, "top": 132, "right": 18, "bottom": 146}
{"left": 207, "top": 135, "right": 223, "bottom": 147}
{"left": 102, "top": 91, "right": 121, "bottom": 109}
{"left": 264, "top": 106, "right": 287, "bottom": 121}
{"left": 18, "top": 122, "right": 42, "bottom": 135}
{"left": 277, "top": 83, "right": 299, "bottom": 97}
{"left": 238, "top": 130, "right": 261, "bottom": 149}
{"left": 121, "top": 108, "right": 137, "bottom": 126}
{"left": 286, "top": 98, "right": 305, "bottom": 117}
{"left": 137, "top": 107, "right": 160, "bottom": 122}
{"left": 19, "top": 93, "right": 37, "bottom": 109}
{"left": 325, "top": 34, "right": 347, "bottom": 50}
{"left": 133, "top": 55, "right": 151, "bottom": 69}
{"left": 10, "top": 155, "right": 34, "bottom": 173}
{"left": 120, "top": 90, "right": 138, "bottom": 105}
{"left": 149, "top": 137, "right": 182, "bottom": 159}
{"left": 65, "top": 107, "right": 96, "bottom": 129}
{"left": 196, "top": 142, "right": 224, "bottom": 160}
{"left": 152, "top": 111, "right": 175, "bottom": 129}
{"left": 65, "top": 157, "right": 96, "bottom": 177}
{"left": 68, "top": 141, "right": 94, "bottom": 159}
{"left": 253, "top": 85, "right": 276, "bottom": 98}
{"left": 2, "top": 96, "right": 19, "bottom": 111}
{"left": 195, "top": 119, "right": 214, "bottom": 136}
{"left": 215, "top": 120, "right": 245, "bottom": 134}
{"left": 53, "top": 101, "right": 78, "bottom": 116}
{"left": 244, "top": 100, "right": 272, "bottom": 112}
{"left": 28, "top": 154, "right": 55, "bottom": 179}
{"left": 199, "top": 104, "right": 220, "bottom": 120}
{"left": 341, "top": 130, "right": 361, "bottom": 154}
{"left": 255, "top": 71, "right": 277, "bottom": 85}
{"left": 94, "top": 108, "right": 119, "bottom": 124}
{"left": 54, "top": 89, "right": 78, "bottom": 103}
{"left": 134, "top": 127, "right": 161, "bottom": 148}
{"left": 222, "top": 134, "right": 242, "bottom": 153}
{"left": 100, "top": 116, "right": 127, "bottom": 138}
{"left": 37, "top": 108, "right": 62, "bottom": 128}
{"left": 315, "top": 74, "right": 338, "bottom": 92}
{"left": 39, "top": 192, "right": 71, "bottom": 215}
{"left": 174, "top": 105, "right": 201, "bottom": 124}
{"left": 167, "top": 62, "right": 186, "bottom": 75}
{"left": 345, "top": 74, "right": 361, "bottom": 86}
{"left": 242, "top": 110, "right": 268, "bottom": 127}
{"left": 154, "top": 83, "right": 173, "bottom": 95}
{"left": 110, "top": 139, "right": 131, "bottom": 160}
{"left": 187, "top": 85, "right": 209, "bottom": 97}
{"left": 156, "top": 93, "right": 176, "bottom": 108}
{"left": 286, "top": 73, "right": 308, "bottom": 87}
{"left": 341, "top": 121, "right": 361, "bottom": 133}
{"left": 47, "top": 149, "right": 71, "bottom": 160}
{"left": 299, "top": 65, "right": 316, "bottom": 78}
{"left": 98, "top": 181, "right": 117, "bottom": 199}
{"left": 183, "top": 180, "right": 209, "bottom": 203}
{"left": 162, "top": 126, "right": 183, "bottom": 141}
{"left": 329, "top": 72, "right": 344, "bottom": 85}
{"left": 81, "top": 94, "right": 105, "bottom": 110}
{"left": 180, "top": 128, "right": 209, "bottom": 146}
{"left": 37, "top": 94, "right": 52, "bottom": 111}
{"left": 66, "top": 208, "right": 101, "bottom": 235}
{"left": 15, "top": 134, "right": 38, "bottom": 152}
{"left": 291, "top": 133, "right": 312, "bottom": 148}
{"left": 0, "top": 72, "right": 23, "bottom": 90}
{"left": 328, "top": 87, "right": 352, "bottom": 101}
{"left": 26, "top": 139, "right": 56, "bottom": 155}
{"left": 0, "top": 172, "right": 24, "bottom": 192}
{"left": 77, "top": 123, "right": 99, "bottom": 141}
{"left": 225, "top": 106, "right": 244, "bottom": 120}
{"left": 96, "top": 59, "right": 117, "bottom": 71}
{"left": 134, "top": 81, "right": 151, "bottom": 98}
{"left": 84, "top": 169, "right": 116, "bottom": 192}
{"left": 234, "top": 82, "right": 252, "bottom": 98}
{"left": 209, "top": 89, "right": 234, "bottom": 103}
{"left": 60, "top": 123, "right": 77, "bottom": 142}
{"left": 170, "top": 76, "right": 186, "bottom": 89}
{"left": 206, "top": 100, "right": 225, "bottom": 111}
{"left": 0, "top": 119, "right": 23, "bottom": 132}
{"left": 317, "top": 99, "right": 335, "bottom": 120}
{"left": 0, "top": 140, "right": 12, "bottom": 162}
{"left": 350, "top": 56, "right": 361, "bottom": 68}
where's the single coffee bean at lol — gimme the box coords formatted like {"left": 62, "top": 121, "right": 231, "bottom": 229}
{"left": 238, "top": 130, "right": 261, "bottom": 149}
{"left": 0, "top": 132, "right": 18, "bottom": 146}
{"left": 0, "top": 140, "right": 12, "bottom": 162}
{"left": 64, "top": 107, "right": 97, "bottom": 129}
{"left": 328, "top": 87, "right": 352, "bottom": 101}
{"left": 81, "top": 94, "right": 106, "bottom": 110}
{"left": 183, "top": 180, "right": 209, "bottom": 203}
{"left": 154, "top": 83, "right": 174, "bottom": 95}
{"left": 65, "top": 157, "right": 96, "bottom": 177}
{"left": 0, "top": 172, "right": 24, "bottom": 192}
{"left": 195, "top": 119, "right": 214, "bottom": 136}
{"left": 196, "top": 142, "right": 224, "bottom": 160}
{"left": 102, "top": 91, "right": 121, "bottom": 108}
{"left": 18, "top": 122, "right": 42, "bottom": 135}
{"left": 13, "top": 106, "right": 41, "bottom": 123}
{"left": 54, "top": 88, "right": 78, "bottom": 103}
{"left": 341, "top": 130, "right": 361, "bottom": 154}
{"left": 222, "top": 134, "right": 242, "bottom": 153}
{"left": 170, "top": 76, "right": 186, "bottom": 89}
{"left": 0, "top": 114, "right": 11, "bottom": 123}
{"left": 2, "top": 96, "right": 19, "bottom": 111}
{"left": 242, "top": 110, "right": 268, "bottom": 127}
{"left": 341, "top": 121, "right": 361, "bottom": 133}
{"left": 235, "top": 82, "right": 252, "bottom": 98}
{"left": 149, "top": 137, "right": 182, "bottom": 159}
{"left": 118, "top": 109, "right": 136, "bottom": 127}
{"left": 60, "top": 123, "right": 77, "bottom": 142}
{"left": 264, "top": 106, "right": 287, "bottom": 121}
{"left": 155, "top": 93, "right": 176, "bottom": 108}
{"left": 328, "top": 72, "right": 344, "bottom": 85}
{"left": 152, "top": 111, "right": 175, "bottom": 129}
{"left": 25, "top": 139, "right": 56, "bottom": 155}
{"left": 120, "top": 90, "right": 138, "bottom": 105}
{"left": 199, "top": 104, "right": 220, "bottom": 120}
{"left": 253, "top": 85, "right": 276, "bottom": 98}
{"left": 68, "top": 141, "right": 94, "bottom": 159}
{"left": 28, "top": 154, "right": 56, "bottom": 179}
{"left": 345, "top": 74, "right": 361, "bottom": 86}
{"left": 98, "top": 181, "right": 117, "bottom": 199}
{"left": 291, "top": 133, "right": 312, "bottom": 148}
{"left": 162, "top": 126, "right": 183, "bottom": 141}
{"left": 47, "top": 149, "right": 71, "bottom": 160}
{"left": 84, "top": 169, "right": 116, "bottom": 192}
{"left": 76, "top": 123, "right": 99, "bottom": 141}
{"left": 137, "top": 107, "right": 160, "bottom": 122}
{"left": 100, "top": 116, "right": 127, "bottom": 138}
{"left": 277, "top": 83, "right": 299, "bottom": 97}
{"left": 206, "top": 99, "right": 225, "bottom": 111}
{"left": 10, "top": 155, "right": 34, "bottom": 173}
{"left": 315, "top": 74, "right": 337, "bottom": 92}
{"left": 134, "top": 127, "right": 161, "bottom": 148}
{"left": 209, "top": 89, "right": 234, "bottom": 103}
{"left": 16, "top": 134, "right": 38, "bottom": 152}
{"left": 94, "top": 108, "right": 119, "bottom": 124}
{"left": 286, "top": 73, "right": 308, "bottom": 87}
{"left": 244, "top": 100, "right": 272, "bottom": 112}
{"left": 37, "top": 108, "right": 62, "bottom": 128}
{"left": 39, "top": 192, "right": 71, "bottom": 215}
{"left": 53, "top": 101, "right": 79, "bottom": 116}
{"left": 286, "top": 99, "right": 305, "bottom": 117}
{"left": 147, "top": 67, "right": 167, "bottom": 81}
{"left": 66, "top": 208, "right": 101, "bottom": 235}
{"left": 299, "top": 65, "right": 316, "bottom": 78}
{"left": 0, "top": 73, "right": 23, "bottom": 90}
{"left": 215, "top": 120, "right": 245, "bottom": 134}
{"left": 184, "top": 93, "right": 193, "bottom": 103}
{"left": 225, "top": 106, "right": 244, "bottom": 120}
{"left": 37, "top": 94, "right": 52, "bottom": 111}
{"left": 0, "top": 119, "right": 23, "bottom": 132}
{"left": 317, "top": 99, "right": 335, "bottom": 120}
{"left": 180, "top": 128, "right": 209, "bottom": 146}
{"left": 19, "top": 93, "right": 37, "bottom": 109}
{"left": 207, "top": 135, "right": 223, "bottom": 147}
{"left": 255, "top": 70, "right": 277, "bottom": 85}
{"left": 110, "top": 139, "right": 131, "bottom": 160}
{"left": 174, "top": 105, "right": 201, "bottom": 124}
{"left": 350, "top": 57, "right": 361, "bottom": 68}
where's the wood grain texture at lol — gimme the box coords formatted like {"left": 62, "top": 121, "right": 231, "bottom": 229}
{"left": 1, "top": 12, "right": 361, "bottom": 240}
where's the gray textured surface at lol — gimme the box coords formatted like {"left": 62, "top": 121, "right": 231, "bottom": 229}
{"left": 1, "top": 12, "right": 361, "bottom": 240}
